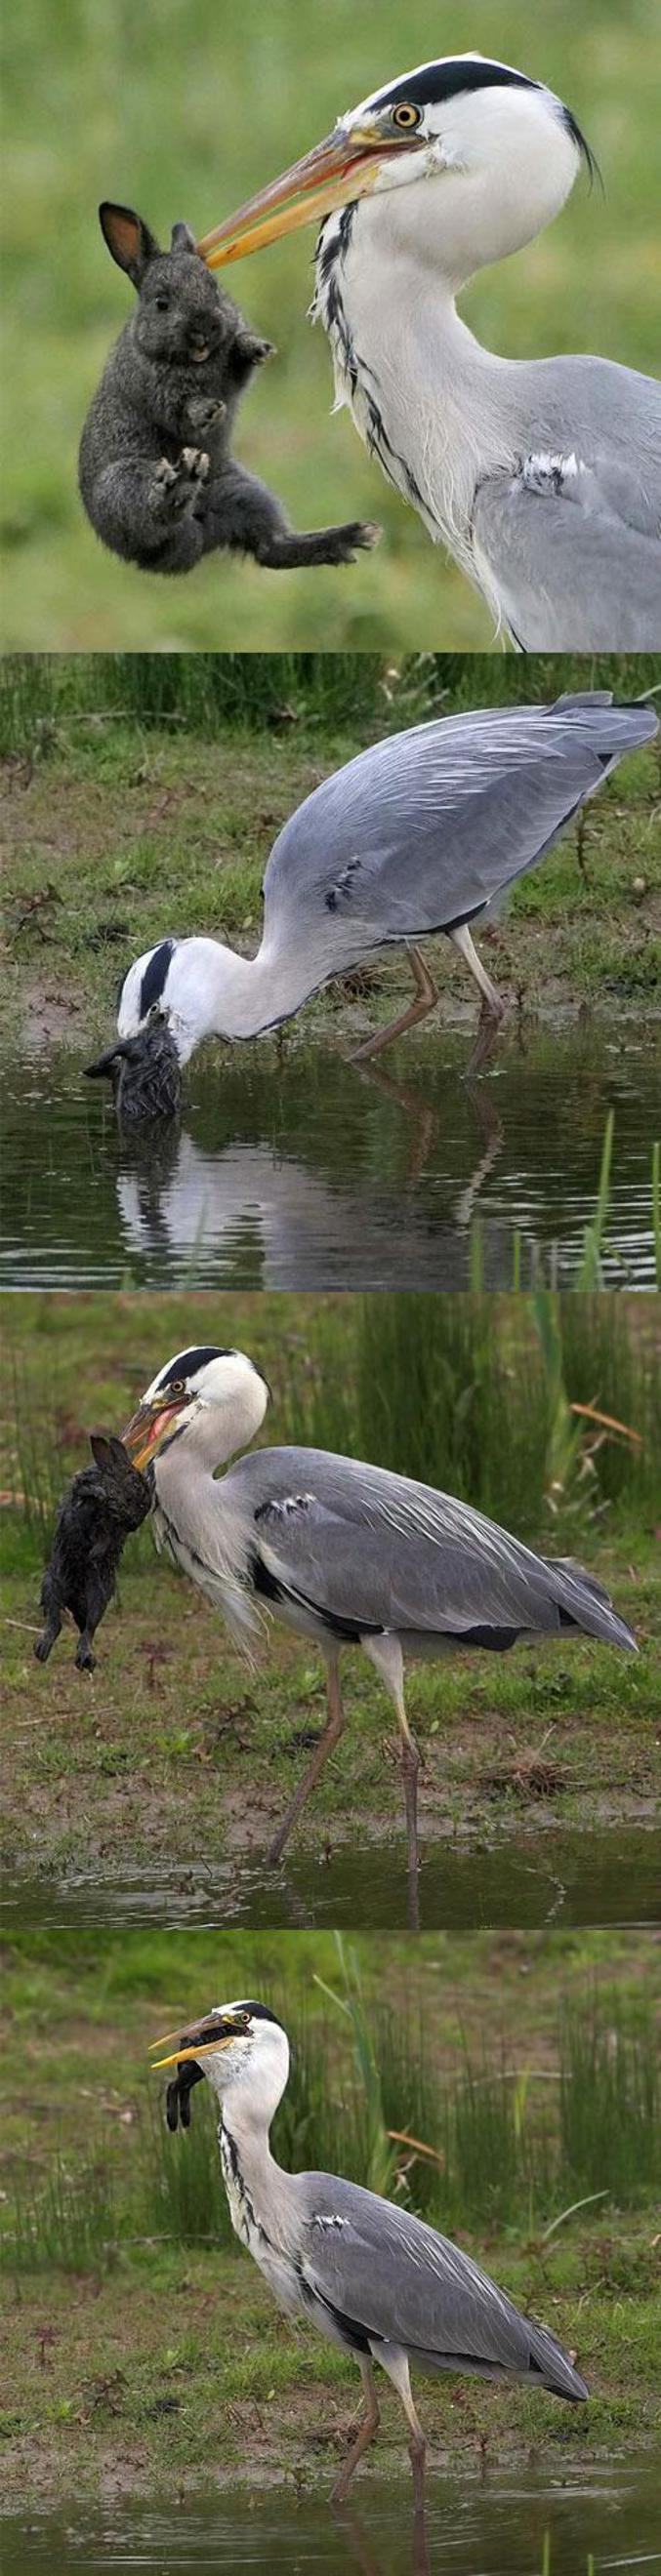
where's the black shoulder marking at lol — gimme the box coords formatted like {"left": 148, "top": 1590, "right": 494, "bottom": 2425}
{"left": 156, "top": 1345, "right": 233, "bottom": 1388}
{"left": 367, "top": 59, "right": 541, "bottom": 113}
{"left": 251, "top": 1549, "right": 384, "bottom": 1643}
{"left": 140, "top": 938, "right": 176, "bottom": 1021}
{"left": 310, "top": 2284, "right": 372, "bottom": 2355}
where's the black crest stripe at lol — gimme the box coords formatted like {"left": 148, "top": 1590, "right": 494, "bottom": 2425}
{"left": 139, "top": 938, "right": 176, "bottom": 1020}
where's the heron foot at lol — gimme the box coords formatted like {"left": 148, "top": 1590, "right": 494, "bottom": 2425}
{"left": 464, "top": 994, "right": 507, "bottom": 1081}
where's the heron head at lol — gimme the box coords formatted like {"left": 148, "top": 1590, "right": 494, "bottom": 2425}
{"left": 149, "top": 1999, "right": 289, "bottom": 2116}
{"left": 122, "top": 1346, "right": 269, "bottom": 1470}
{"left": 198, "top": 58, "right": 594, "bottom": 270}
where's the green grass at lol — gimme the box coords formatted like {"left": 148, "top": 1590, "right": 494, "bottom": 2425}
{"left": 0, "top": 1292, "right": 659, "bottom": 1878}
{"left": 0, "top": 1930, "right": 658, "bottom": 2502}
{"left": 2, "top": 0, "right": 661, "bottom": 650}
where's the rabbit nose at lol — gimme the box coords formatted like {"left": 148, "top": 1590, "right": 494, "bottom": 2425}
{"left": 189, "top": 334, "right": 211, "bottom": 361}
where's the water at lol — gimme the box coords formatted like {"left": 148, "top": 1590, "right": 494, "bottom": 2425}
{"left": 2, "top": 1026, "right": 659, "bottom": 1289}
{"left": 2, "top": 1827, "right": 658, "bottom": 1930}
{"left": 3, "top": 2463, "right": 659, "bottom": 2575}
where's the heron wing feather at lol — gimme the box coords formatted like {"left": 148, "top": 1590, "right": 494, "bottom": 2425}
{"left": 261, "top": 701, "right": 656, "bottom": 964}
{"left": 299, "top": 2176, "right": 576, "bottom": 2386}
{"left": 473, "top": 475, "right": 661, "bottom": 651}
{"left": 225, "top": 1448, "right": 635, "bottom": 1648}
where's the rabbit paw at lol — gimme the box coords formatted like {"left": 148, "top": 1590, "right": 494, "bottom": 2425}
{"left": 321, "top": 521, "right": 382, "bottom": 565}
{"left": 236, "top": 332, "right": 275, "bottom": 367}
{"left": 181, "top": 448, "right": 210, "bottom": 481}
{"left": 186, "top": 395, "right": 227, "bottom": 434}
{"left": 153, "top": 454, "right": 209, "bottom": 516}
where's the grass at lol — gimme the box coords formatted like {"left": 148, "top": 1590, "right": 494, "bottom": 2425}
{"left": 0, "top": 1930, "right": 658, "bottom": 2503}
{"left": 0, "top": 1291, "right": 659, "bottom": 1881}
{"left": 2, "top": 651, "right": 660, "bottom": 1056}
{"left": 2, "top": 0, "right": 661, "bottom": 650}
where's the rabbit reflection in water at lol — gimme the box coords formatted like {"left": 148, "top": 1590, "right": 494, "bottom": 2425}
{"left": 79, "top": 205, "right": 379, "bottom": 576}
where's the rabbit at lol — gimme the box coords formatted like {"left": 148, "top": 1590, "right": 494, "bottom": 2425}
{"left": 34, "top": 1432, "right": 151, "bottom": 1672}
{"left": 85, "top": 1011, "right": 183, "bottom": 1126}
{"left": 79, "top": 203, "right": 380, "bottom": 576}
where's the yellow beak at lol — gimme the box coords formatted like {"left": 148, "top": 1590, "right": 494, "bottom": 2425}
{"left": 121, "top": 1394, "right": 187, "bottom": 1471}
{"left": 150, "top": 2037, "right": 233, "bottom": 2070}
{"left": 148, "top": 2010, "right": 248, "bottom": 2069}
{"left": 197, "top": 120, "right": 416, "bottom": 268}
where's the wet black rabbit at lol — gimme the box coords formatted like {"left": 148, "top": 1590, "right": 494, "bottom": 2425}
{"left": 79, "top": 204, "right": 379, "bottom": 575}
{"left": 34, "top": 1433, "right": 151, "bottom": 1672}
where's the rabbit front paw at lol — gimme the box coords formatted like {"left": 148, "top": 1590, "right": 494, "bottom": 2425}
{"left": 235, "top": 332, "right": 274, "bottom": 367}
{"left": 186, "top": 395, "right": 227, "bottom": 434}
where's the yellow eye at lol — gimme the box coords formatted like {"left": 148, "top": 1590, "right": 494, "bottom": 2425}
{"left": 392, "top": 101, "right": 423, "bottom": 131}
{"left": 168, "top": 1379, "right": 186, "bottom": 1396}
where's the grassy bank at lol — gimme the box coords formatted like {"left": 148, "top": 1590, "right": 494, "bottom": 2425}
{"left": 1, "top": 1293, "right": 659, "bottom": 1882}
{"left": 2, "top": 653, "right": 660, "bottom": 1056}
{"left": 3, "top": 0, "right": 661, "bottom": 651}
{"left": 0, "top": 1930, "right": 659, "bottom": 2502}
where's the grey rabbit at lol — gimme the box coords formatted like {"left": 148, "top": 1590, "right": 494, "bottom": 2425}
{"left": 79, "top": 203, "right": 380, "bottom": 575}
{"left": 34, "top": 1432, "right": 150, "bottom": 1672}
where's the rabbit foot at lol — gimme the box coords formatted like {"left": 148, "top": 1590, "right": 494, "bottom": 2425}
{"left": 320, "top": 520, "right": 382, "bottom": 565}
{"left": 180, "top": 448, "right": 210, "bottom": 481}
{"left": 155, "top": 458, "right": 179, "bottom": 488}
{"left": 186, "top": 395, "right": 227, "bottom": 434}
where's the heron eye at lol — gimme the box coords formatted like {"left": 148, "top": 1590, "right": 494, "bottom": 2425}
{"left": 392, "top": 101, "right": 423, "bottom": 131}
{"left": 168, "top": 1378, "right": 186, "bottom": 1396}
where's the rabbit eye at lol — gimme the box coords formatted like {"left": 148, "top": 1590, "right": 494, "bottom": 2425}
{"left": 154, "top": 294, "right": 170, "bottom": 312}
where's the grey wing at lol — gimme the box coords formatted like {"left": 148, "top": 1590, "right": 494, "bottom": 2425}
{"left": 260, "top": 698, "right": 657, "bottom": 972}
{"left": 474, "top": 466, "right": 661, "bottom": 650}
{"left": 227, "top": 1446, "right": 636, "bottom": 1649}
{"left": 300, "top": 2176, "right": 585, "bottom": 2395}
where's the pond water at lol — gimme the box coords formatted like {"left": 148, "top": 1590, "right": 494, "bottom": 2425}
{"left": 2, "top": 1025, "right": 659, "bottom": 1290}
{"left": 3, "top": 2461, "right": 660, "bottom": 2575}
{"left": 2, "top": 1826, "right": 658, "bottom": 1931}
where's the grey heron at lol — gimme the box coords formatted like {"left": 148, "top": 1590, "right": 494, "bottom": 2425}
{"left": 115, "top": 691, "right": 657, "bottom": 1079}
{"left": 198, "top": 55, "right": 661, "bottom": 648}
{"left": 149, "top": 1996, "right": 589, "bottom": 2506}
{"left": 123, "top": 1347, "right": 637, "bottom": 1898}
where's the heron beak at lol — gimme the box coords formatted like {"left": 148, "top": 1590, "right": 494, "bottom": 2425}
{"left": 121, "top": 1394, "right": 187, "bottom": 1470}
{"left": 197, "top": 119, "right": 400, "bottom": 267}
{"left": 149, "top": 2011, "right": 245, "bottom": 2070}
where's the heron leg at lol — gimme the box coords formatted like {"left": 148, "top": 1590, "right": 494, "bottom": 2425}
{"left": 362, "top": 1634, "right": 422, "bottom": 1925}
{"left": 350, "top": 946, "right": 439, "bottom": 1063}
{"left": 378, "top": 2348, "right": 428, "bottom": 2516}
{"left": 267, "top": 1657, "right": 344, "bottom": 1867}
{"left": 331, "top": 2355, "right": 380, "bottom": 2506}
{"left": 450, "top": 922, "right": 507, "bottom": 1077}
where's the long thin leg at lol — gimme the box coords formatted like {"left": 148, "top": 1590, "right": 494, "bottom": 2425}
{"left": 350, "top": 946, "right": 439, "bottom": 1064}
{"left": 378, "top": 2349, "right": 428, "bottom": 2517}
{"left": 267, "top": 1658, "right": 344, "bottom": 1867}
{"left": 362, "top": 1634, "right": 422, "bottom": 1928}
{"left": 331, "top": 2355, "right": 380, "bottom": 2506}
{"left": 450, "top": 921, "right": 507, "bottom": 1077}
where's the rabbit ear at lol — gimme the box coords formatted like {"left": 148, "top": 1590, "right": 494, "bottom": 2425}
{"left": 99, "top": 202, "right": 160, "bottom": 286}
{"left": 170, "top": 221, "right": 197, "bottom": 255}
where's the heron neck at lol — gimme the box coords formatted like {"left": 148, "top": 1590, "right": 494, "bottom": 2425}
{"left": 218, "top": 2089, "right": 289, "bottom": 2240}
{"left": 181, "top": 937, "right": 318, "bottom": 1049}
